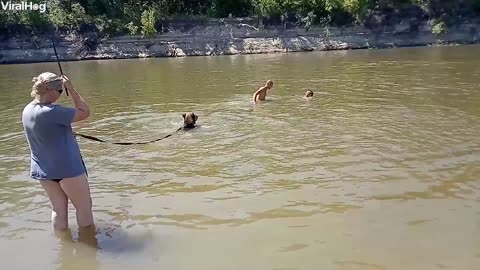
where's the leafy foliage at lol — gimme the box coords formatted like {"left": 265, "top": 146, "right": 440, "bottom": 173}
{"left": 0, "top": 0, "right": 478, "bottom": 36}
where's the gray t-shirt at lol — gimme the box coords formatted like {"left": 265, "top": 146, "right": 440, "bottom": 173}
{"left": 22, "top": 102, "right": 86, "bottom": 180}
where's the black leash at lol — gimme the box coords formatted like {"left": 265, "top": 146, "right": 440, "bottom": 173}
{"left": 74, "top": 127, "right": 183, "bottom": 145}
{"left": 51, "top": 36, "right": 69, "bottom": 96}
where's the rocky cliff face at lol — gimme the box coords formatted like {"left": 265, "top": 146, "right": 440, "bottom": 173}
{"left": 1, "top": 18, "right": 479, "bottom": 64}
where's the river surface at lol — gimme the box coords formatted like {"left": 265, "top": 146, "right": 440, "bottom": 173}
{"left": 0, "top": 45, "right": 479, "bottom": 270}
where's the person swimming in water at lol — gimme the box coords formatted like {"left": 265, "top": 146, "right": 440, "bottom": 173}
{"left": 252, "top": 80, "right": 274, "bottom": 102}
{"left": 304, "top": 90, "right": 314, "bottom": 99}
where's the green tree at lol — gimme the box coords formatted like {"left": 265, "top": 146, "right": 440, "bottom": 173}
{"left": 48, "top": 1, "right": 91, "bottom": 30}
{"left": 141, "top": 7, "right": 157, "bottom": 37}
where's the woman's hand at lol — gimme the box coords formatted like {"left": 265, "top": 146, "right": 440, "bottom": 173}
{"left": 61, "top": 75, "right": 74, "bottom": 91}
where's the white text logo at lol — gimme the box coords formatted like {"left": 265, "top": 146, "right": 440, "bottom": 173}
{"left": 1, "top": 1, "right": 47, "bottom": 13}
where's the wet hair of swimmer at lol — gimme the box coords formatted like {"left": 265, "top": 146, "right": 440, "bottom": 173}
{"left": 305, "top": 90, "right": 314, "bottom": 97}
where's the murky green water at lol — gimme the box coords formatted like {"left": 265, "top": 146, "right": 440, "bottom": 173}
{"left": 1, "top": 45, "right": 479, "bottom": 270}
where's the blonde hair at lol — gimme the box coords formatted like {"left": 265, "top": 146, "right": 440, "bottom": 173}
{"left": 31, "top": 72, "right": 62, "bottom": 98}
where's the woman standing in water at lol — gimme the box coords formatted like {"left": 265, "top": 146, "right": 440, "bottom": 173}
{"left": 21, "top": 72, "right": 95, "bottom": 232}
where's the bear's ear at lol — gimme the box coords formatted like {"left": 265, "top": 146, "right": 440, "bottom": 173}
{"left": 182, "top": 113, "right": 186, "bottom": 119}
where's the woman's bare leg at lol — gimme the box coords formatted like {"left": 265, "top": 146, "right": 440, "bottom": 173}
{"left": 60, "top": 173, "right": 95, "bottom": 228}
{"left": 39, "top": 180, "right": 69, "bottom": 230}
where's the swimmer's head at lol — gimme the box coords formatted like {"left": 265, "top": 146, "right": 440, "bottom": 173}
{"left": 305, "top": 90, "right": 314, "bottom": 98}
{"left": 266, "top": 80, "right": 273, "bottom": 88}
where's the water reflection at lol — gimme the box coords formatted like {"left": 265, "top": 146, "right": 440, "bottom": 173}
{"left": 54, "top": 224, "right": 154, "bottom": 270}
{"left": 55, "top": 227, "right": 99, "bottom": 270}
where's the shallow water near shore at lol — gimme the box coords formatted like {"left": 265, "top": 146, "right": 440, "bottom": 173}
{"left": 0, "top": 45, "right": 479, "bottom": 270}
